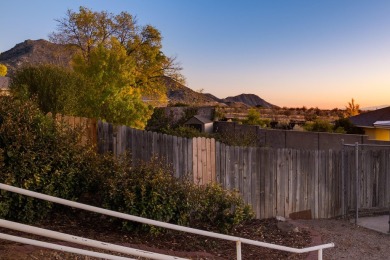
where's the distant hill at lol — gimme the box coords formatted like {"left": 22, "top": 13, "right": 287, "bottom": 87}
{"left": 0, "top": 39, "right": 78, "bottom": 75}
{"left": 162, "top": 76, "right": 218, "bottom": 105}
{"left": 223, "top": 94, "right": 277, "bottom": 108}
{"left": 0, "top": 39, "right": 278, "bottom": 108}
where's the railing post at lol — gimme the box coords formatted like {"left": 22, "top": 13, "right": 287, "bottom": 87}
{"left": 318, "top": 248, "right": 323, "bottom": 260}
{"left": 236, "top": 240, "right": 242, "bottom": 260}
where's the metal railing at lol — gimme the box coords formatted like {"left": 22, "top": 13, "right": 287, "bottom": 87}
{"left": 0, "top": 183, "right": 334, "bottom": 259}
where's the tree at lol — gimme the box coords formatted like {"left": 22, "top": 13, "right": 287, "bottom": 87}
{"left": 49, "top": 6, "right": 183, "bottom": 107}
{"left": 10, "top": 65, "right": 83, "bottom": 116}
{"left": 345, "top": 98, "right": 360, "bottom": 117}
{"left": 72, "top": 38, "right": 152, "bottom": 128}
{"left": 242, "top": 108, "right": 268, "bottom": 127}
{"left": 0, "top": 64, "right": 7, "bottom": 76}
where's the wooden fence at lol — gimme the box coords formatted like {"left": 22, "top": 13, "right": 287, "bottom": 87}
{"left": 215, "top": 145, "right": 344, "bottom": 219}
{"left": 62, "top": 117, "right": 390, "bottom": 220}
{"left": 344, "top": 148, "right": 390, "bottom": 212}
{"left": 55, "top": 115, "right": 97, "bottom": 145}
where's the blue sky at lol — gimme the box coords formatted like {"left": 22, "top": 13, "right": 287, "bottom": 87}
{"left": 1, "top": 0, "right": 389, "bottom": 109}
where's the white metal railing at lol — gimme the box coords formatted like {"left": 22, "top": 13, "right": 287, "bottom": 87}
{"left": 0, "top": 219, "right": 185, "bottom": 260}
{"left": 0, "top": 232, "right": 135, "bottom": 260}
{"left": 0, "top": 183, "right": 334, "bottom": 259}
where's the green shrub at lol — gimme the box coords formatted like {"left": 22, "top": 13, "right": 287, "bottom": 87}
{"left": 10, "top": 65, "right": 85, "bottom": 116}
{"left": 190, "top": 184, "right": 254, "bottom": 233}
{"left": 0, "top": 96, "right": 253, "bottom": 233}
{"left": 0, "top": 96, "right": 96, "bottom": 222}
{"left": 103, "top": 157, "right": 254, "bottom": 234}
{"left": 303, "top": 119, "right": 333, "bottom": 132}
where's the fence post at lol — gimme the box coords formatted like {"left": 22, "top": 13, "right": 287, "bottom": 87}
{"left": 355, "top": 142, "right": 359, "bottom": 225}
{"left": 341, "top": 139, "right": 345, "bottom": 218}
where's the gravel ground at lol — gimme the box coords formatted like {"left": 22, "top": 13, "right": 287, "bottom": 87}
{"left": 293, "top": 218, "right": 390, "bottom": 260}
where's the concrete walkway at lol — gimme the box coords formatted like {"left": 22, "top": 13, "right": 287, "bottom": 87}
{"left": 353, "top": 215, "right": 390, "bottom": 234}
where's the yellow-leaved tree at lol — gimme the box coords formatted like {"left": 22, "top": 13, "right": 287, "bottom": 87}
{"left": 345, "top": 98, "right": 360, "bottom": 117}
{"left": 49, "top": 7, "right": 184, "bottom": 127}
{"left": 72, "top": 38, "right": 152, "bottom": 128}
{"left": 0, "top": 63, "right": 7, "bottom": 76}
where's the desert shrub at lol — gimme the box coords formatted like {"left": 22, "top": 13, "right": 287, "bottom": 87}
{"left": 103, "top": 158, "right": 254, "bottom": 234}
{"left": 0, "top": 96, "right": 96, "bottom": 222}
{"left": 303, "top": 119, "right": 333, "bottom": 132}
{"left": 190, "top": 184, "right": 254, "bottom": 233}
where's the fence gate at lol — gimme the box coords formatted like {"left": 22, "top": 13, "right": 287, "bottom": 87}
{"left": 341, "top": 141, "right": 390, "bottom": 227}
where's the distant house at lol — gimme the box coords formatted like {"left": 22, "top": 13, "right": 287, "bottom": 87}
{"left": 184, "top": 115, "right": 214, "bottom": 133}
{"left": 349, "top": 106, "right": 390, "bottom": 141}
{"left": 0, "top": 77, "right": 10, "bottom": 96}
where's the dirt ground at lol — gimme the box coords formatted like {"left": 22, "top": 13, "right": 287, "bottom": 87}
{"left": 294, "top": 218, "right": 390, "bottom": 260}
{"left": 0, "top": 214, "right": 389, "bottom": 259}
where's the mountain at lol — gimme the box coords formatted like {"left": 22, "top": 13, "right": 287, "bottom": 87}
{"left": 162, "top": 76, "right": 218, "bottom": 105}
{"left": 1, "top": 39, "right": 277, "bottom": 108}
{"left": 223, "top": 94, "right": 277, "bottom": 108}
{"left": 0, "top": 39, "right": 79, "bottom": 75}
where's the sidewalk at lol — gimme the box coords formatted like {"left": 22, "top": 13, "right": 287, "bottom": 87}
{"left": 353, "top": 215, "right": 390, "bottom": 234}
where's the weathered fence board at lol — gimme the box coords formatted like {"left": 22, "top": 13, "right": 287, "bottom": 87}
{"left": 77, "top": 119, "right": 389, "bottom": 220}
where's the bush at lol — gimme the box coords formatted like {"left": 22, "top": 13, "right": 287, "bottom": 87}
{"left": 0, "top": 96, "right": 253, "bottom": 233}
{"left": 0, "top": 96, "right": 96, "bottom": 222}
{"left": 190, "top": 184, "right": 254, "bottom": 233}
{"left": 103, "top": 158, "right": 254, "bottom": 233}
{"left": 10, "top": 65, "right": 85, "bottom": 116}
{"left": 303, "top": 119, "right": 333, "bottom": 132}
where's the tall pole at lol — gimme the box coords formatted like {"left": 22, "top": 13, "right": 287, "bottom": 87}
{"left": 355, "top": 142, "right": 359, "bottom": 225}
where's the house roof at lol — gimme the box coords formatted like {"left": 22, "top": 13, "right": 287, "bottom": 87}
{"left": 350, "top": 106, "right": 390, "bottom": 127}
{"left": 373, "top": 121, "right": 390, "bottom": 128}
{"left": 184, "top": 115, "right": 213, "bottom": 125}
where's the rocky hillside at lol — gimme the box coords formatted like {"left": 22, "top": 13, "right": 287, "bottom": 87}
{"left": 162, "top": 76, "right": 218, "bottom": 106}
{"left": 223, "top": 94, "right": 277, "bottom": 108}
{"left": 0, "top": 39, "right": 277, "bottom": 108}
{"left": 0, "top": 39, "right": 78, "bottom": 75}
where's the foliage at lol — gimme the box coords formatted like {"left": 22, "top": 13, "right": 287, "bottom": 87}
{"left": 50, "top": 6, "right": 184, "bottom": 108}
{"left": 73, "top": 39, "right": 152, "bottom": 128}
{"left": 162, "top": 126, "right": 212, "bottom": 139}
{"left": 10, "top": 65, "right": 84, "bottom": 116}
{"left": 214, "top": 130, "right": 259, "bottom": 147}
{"left": 334, "top": 117, "right": 364, "bottom": 134}
{"left": 0, "top": 96, "right": 96, "bottom": 222}
{"left": 146, "top": 107, "right": 199, "bottom": 134}
{"left": 0, "top": 97, "right": 253, "bottom": 233}
{"left": 303, "top": 119, "right": 333, "bottom": 132}
{"left": 213, "top": 106, "right": 225, "bottom": 121}
{"left": 242, "top": 108, "right": 261, "bottom": 125}
{"left": 242, "top": 108, "right": 270, "bottom": 128}
{"left": 0, "top": 64, "right": 7, "bottom": 76}
{"left": 103, "top": 158, "right": 254, "bottom": 233}
{"left": 345, "top": 98, "right": 360, "bottom": 117}
{"left": 145, "top": 108, "right": 172, "bottom": 131}
{"left": 190, "top": 184, "right": 254, "bottom": 233}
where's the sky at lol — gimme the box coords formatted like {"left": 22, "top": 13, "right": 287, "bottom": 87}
{"left": 1, "top": 0, "right": 390, "bottom": 109}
